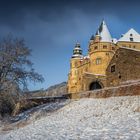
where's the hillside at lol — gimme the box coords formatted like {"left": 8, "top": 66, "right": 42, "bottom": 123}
{"left": 0, "top": 96, "right": 140, "bottom": 140}
{"left": 30, "top": 82, "right": 67, "bottom": 97}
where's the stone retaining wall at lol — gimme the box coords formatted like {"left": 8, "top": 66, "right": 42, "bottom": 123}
{"left": 80, "top": 81, "right": 140, "bottom": 98}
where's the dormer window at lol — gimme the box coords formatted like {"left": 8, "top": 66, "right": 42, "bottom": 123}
{"left": 130, "top": 33, "right": 134, "bottom": 41}
{"left": 130, "top": 37, "right": 133, "bottom": 41}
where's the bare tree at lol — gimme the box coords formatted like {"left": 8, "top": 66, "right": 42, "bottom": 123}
{"left": 0, "top": 35, "right": 44, "bottom": 96}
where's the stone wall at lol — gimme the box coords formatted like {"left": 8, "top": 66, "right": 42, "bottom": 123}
{"left": 117, "top": 41, "right": 140, "bottom": 50}
{"left": 79, "top": 80, "right": 140, "bottom": 98}
{"left": 106, "top": 47, "right": 140, "bottom": 87}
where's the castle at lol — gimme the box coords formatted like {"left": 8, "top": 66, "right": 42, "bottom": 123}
{"left": 67, "top": 20, "right": 140, "bottom": 98}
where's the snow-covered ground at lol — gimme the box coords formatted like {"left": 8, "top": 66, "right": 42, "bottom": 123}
{"left": 0, "top": 96, "right": 140, "bottom": 140}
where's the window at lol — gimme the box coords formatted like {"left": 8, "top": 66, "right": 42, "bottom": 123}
{"left": 106, "top": 52, "right": 109, "bottom": 56}
{"left": 111, "top": 65, "right": 116, "bottom": 73}
{"left": 118, "top": 72, "right": 121, "bottom": 79}
{"left": 112, "top": 47, "right": 115, "bottom": 50}
{"left": 96, "top": 58, "right": 102, "bottom": 65}
{"left": 103, "top": 45, "right": 107, "bottom": 49}
{"left": 119, "top": 75, "right": 121, "bottom": 79}
{"left": 130, "top": 37, "right": 133, "bottom": 41}
{"left": 94, "top": 46, "right": 98, "bottom": 50}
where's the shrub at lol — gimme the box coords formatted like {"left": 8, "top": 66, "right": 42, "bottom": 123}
{"left": 0, "top": 93, "right": 17, "bottom": 117}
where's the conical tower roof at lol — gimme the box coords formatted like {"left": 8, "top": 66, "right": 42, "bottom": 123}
{"left": 96, "top": 20, "right": 112, "bottom": 42}
{"left": 118, "top": 28, "right": 140, "bottom": 42}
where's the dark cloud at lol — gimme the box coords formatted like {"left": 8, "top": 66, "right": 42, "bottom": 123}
{"left": 0, "top": 0, "right": 140, "bottom": 29}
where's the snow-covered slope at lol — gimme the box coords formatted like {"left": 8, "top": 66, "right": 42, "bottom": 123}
{"left": 0, "top": 96, "right": 140, "bottom": 140}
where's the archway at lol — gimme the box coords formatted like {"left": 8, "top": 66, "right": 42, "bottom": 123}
{"left": 89, "top": 81, "right": 102, "bottom": 90}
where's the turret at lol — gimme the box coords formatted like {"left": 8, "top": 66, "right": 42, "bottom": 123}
{"left": 94, "top": 34, "right": 101, "bottom": 42}
{"left": 71, "top": 43, "right": 83, "bottom": 69}
{"left": 89, "top": 20, "right": 116, "bottom": 54}
{"left": 72, "top": 43, "right": 83, "bottom": 58}
{"left": 68, "top": 43, "right": 83, "bottom": 94}
{"left": 89, "top": 35, "right": 95, "bottom": 44}
{"left": 95, "top": 20, "right": 112, "bottom": 43}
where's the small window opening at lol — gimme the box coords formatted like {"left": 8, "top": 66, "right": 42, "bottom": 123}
{"left": 130, "top": 37, "right": 133, "bottom": 41}
{"left": 96, "top": 58, "right": 102, "bottom": 65}
{"left": 118, "top": 72, "right": 121, "bottom": 79}
{"left": 94, "top": 46, "right": 98, "bottom": 50}
{"left": 111, "top": 65, "right": 116, "bottom": 73}
{"left": 103, "top": 45, "right": 107, "bottom": 49}
{"left": 112, "top": 47, "right": 115, "bottom": 50}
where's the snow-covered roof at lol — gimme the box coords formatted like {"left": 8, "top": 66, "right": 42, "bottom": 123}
{"left": 83, "top": 55, "right": 90, "bottom": 59}
{"left": 112, "top": 38, "right": 118, "bottom": 44}
{"left": 72, "top": 54, "right": 83, "bottom": 58}
{"left": 74, "top": 47, "right": 82, "bottom": 50}
{"left": 118, "top": 28, "right": 140, "bottom": 43}
{"left": 96, "top": 20, "right": 112, "bottom": 43}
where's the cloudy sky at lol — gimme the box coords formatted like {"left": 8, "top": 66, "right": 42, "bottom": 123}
{"left": 0, "top": 0, "right": 140, "bottom": 90}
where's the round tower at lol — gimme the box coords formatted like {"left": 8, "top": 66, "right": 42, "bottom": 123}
{"left": 88, "top": 20, "right": 117, "bottom": 75}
